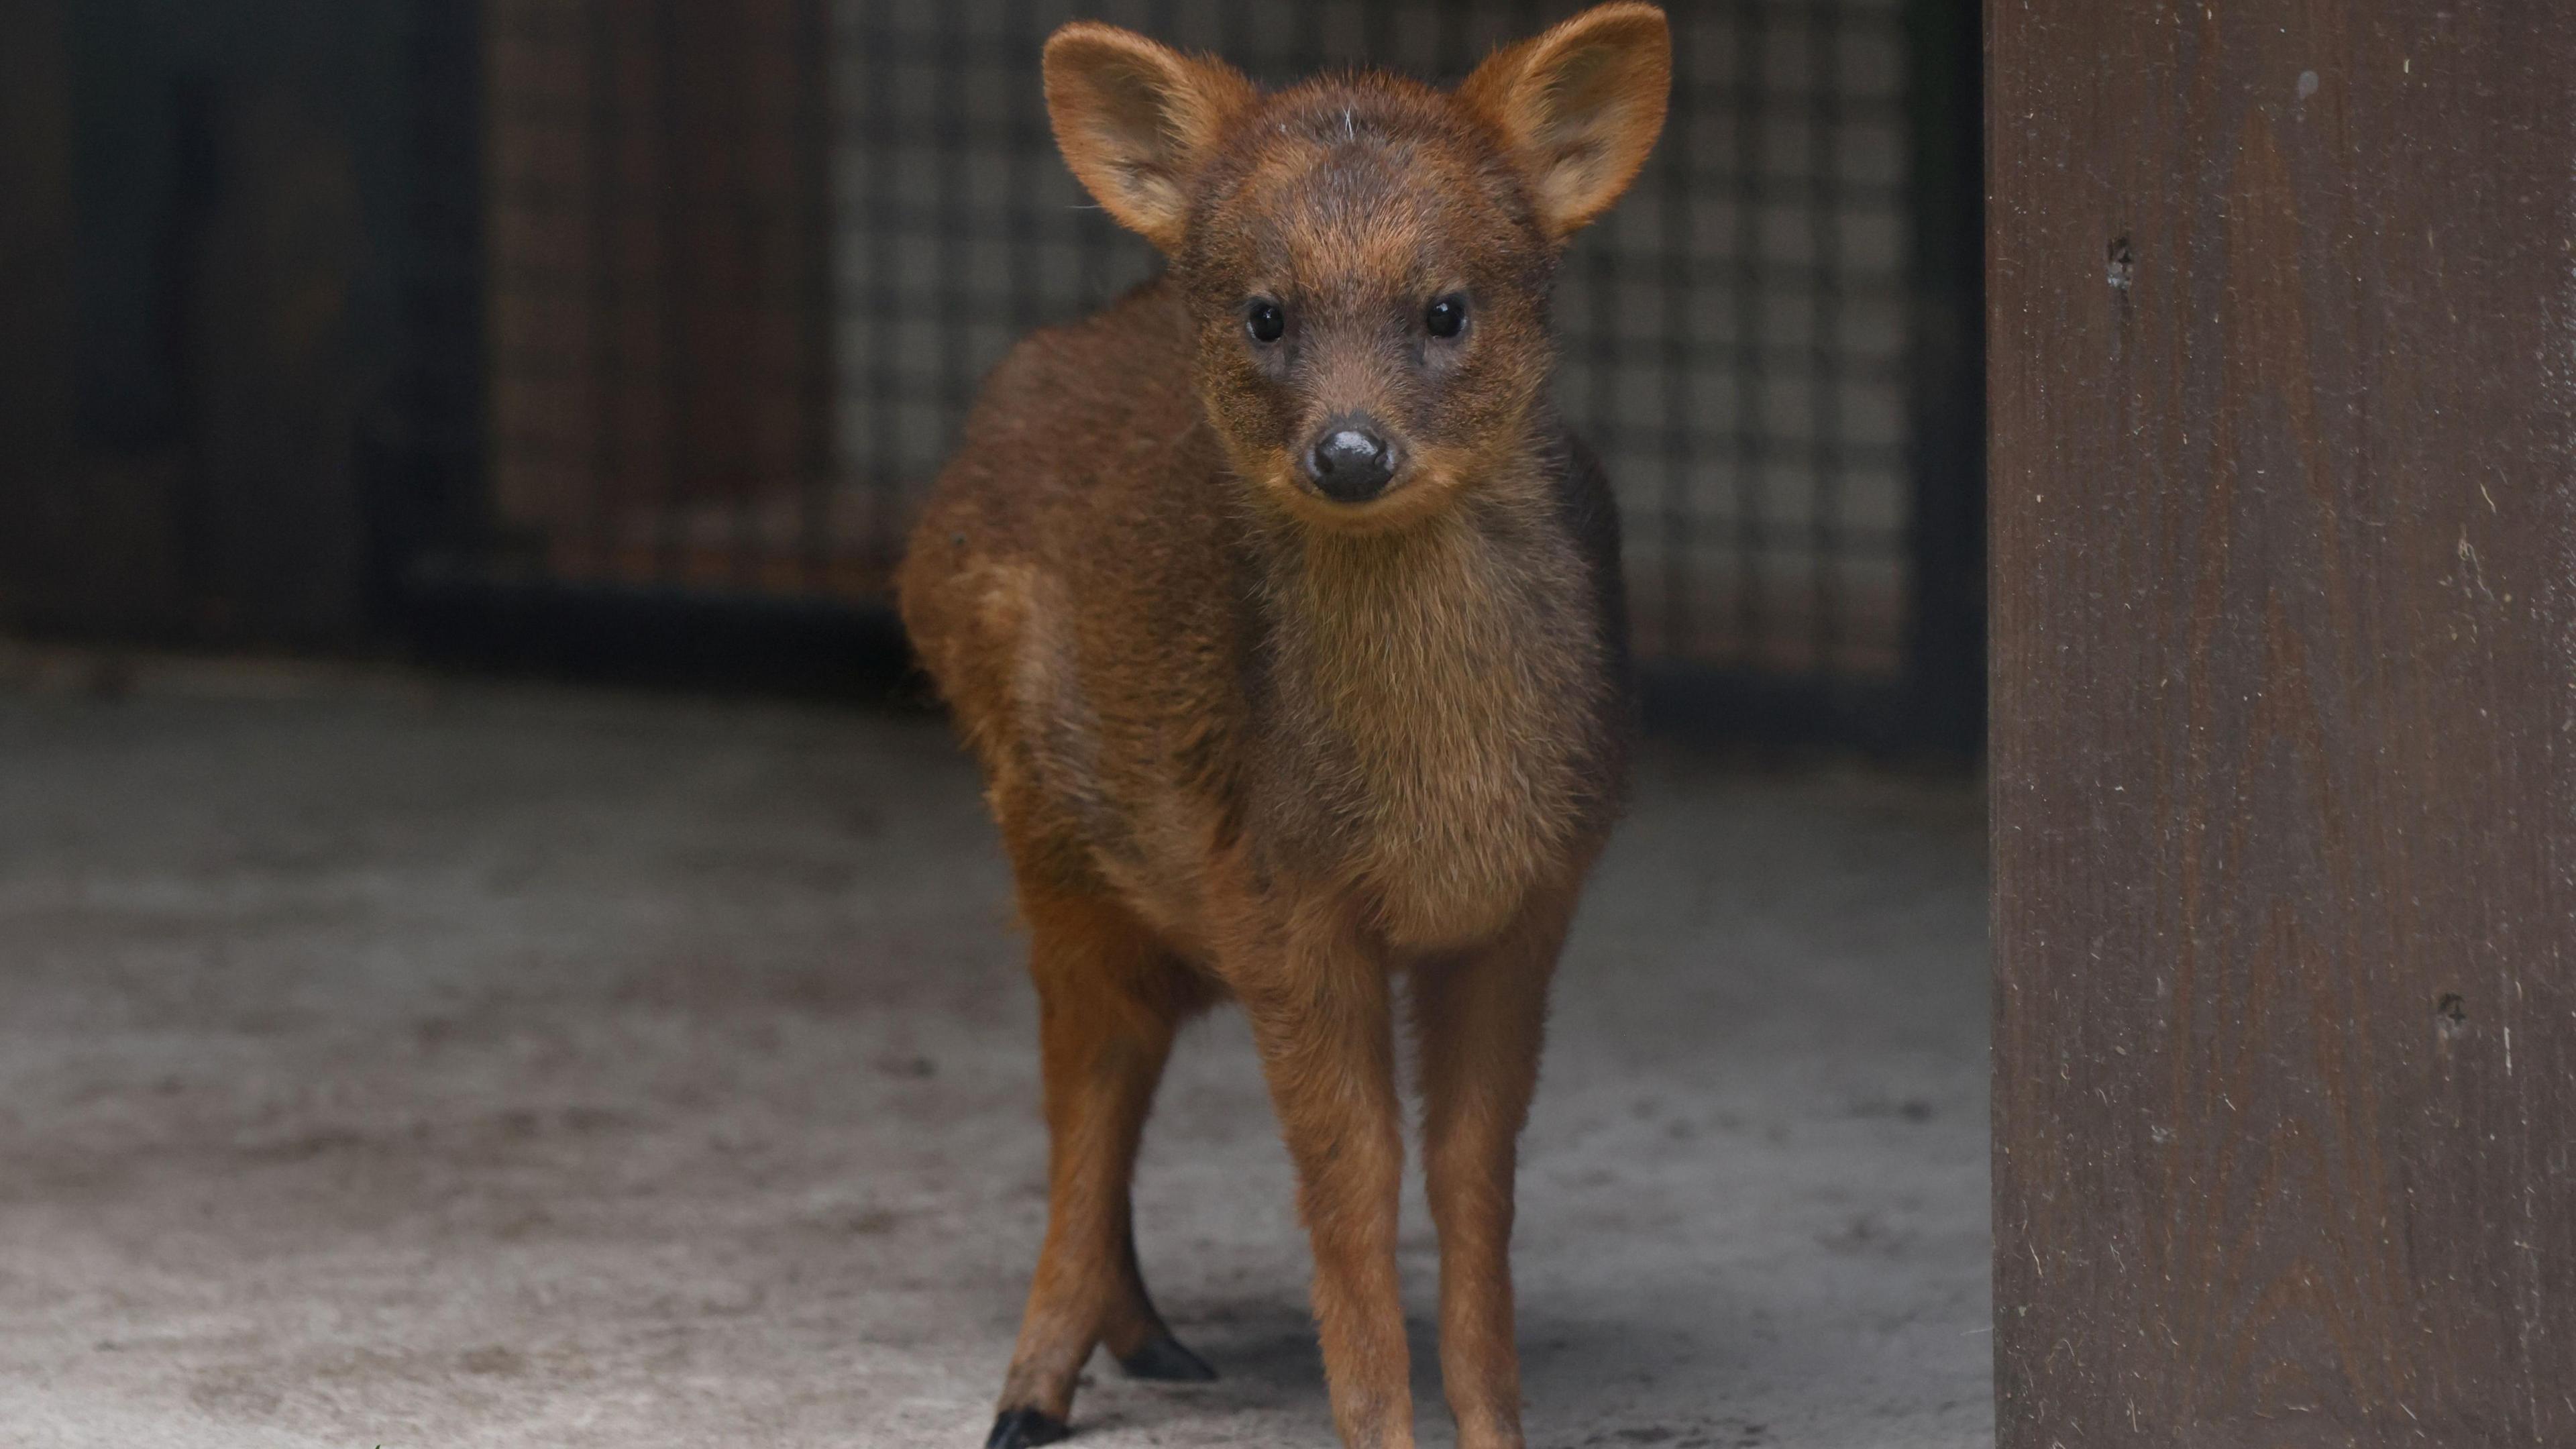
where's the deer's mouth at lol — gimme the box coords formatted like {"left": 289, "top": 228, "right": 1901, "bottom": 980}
{"left": 1260, "top": 454, "right": 1468, "bottom": 534}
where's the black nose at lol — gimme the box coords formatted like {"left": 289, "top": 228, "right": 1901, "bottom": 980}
{"left": 1302, "top": 421, "right": 1397, "bottom": 502}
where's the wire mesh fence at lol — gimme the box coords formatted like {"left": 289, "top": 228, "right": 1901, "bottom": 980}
{"left": 465, "top": 0, "right": 1977, "bottom": 737}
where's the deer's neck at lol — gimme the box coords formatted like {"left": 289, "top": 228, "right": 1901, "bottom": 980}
{"left": 1243, "top": 468, "right": 1611, "bottom": 949}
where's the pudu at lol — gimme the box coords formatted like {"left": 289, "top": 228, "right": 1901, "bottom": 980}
{"left": 897, "top": 8, "right": 1670, "bottom": 1446}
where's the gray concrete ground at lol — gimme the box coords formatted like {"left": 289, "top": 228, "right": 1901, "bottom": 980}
{"left": 0, "top": 655, "right": 1990, "bottom": 1448}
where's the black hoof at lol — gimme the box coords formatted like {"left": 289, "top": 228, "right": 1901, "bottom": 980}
{"left": 1117, "top": 1332, "right": 1218, "bottom": 1383}
{"left": 985, "top": 1407, "right": 1069, "bottom": 1449}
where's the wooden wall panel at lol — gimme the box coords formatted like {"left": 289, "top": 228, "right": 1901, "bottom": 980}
{"left": 1989, "top": 3, "right": 2576, "bottom": 1445}
{"left": 0, "top": 0, "right": 82, "bottom": 628}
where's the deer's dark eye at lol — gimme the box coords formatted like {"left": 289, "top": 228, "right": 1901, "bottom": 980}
{"left": 1246, "top": 300, "right": 1285, "bottom": 344}
{"left": 1425, "top": 294, "right": 1467, "bottom": 339}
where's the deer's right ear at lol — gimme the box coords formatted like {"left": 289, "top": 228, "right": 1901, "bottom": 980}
{"left": 1043, "top": 23, "right": 1252, "bottom": 254}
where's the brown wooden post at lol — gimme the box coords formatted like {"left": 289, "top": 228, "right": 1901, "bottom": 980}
{"left": 1989, "top": 4, "right": 2576, "bottom": 1446}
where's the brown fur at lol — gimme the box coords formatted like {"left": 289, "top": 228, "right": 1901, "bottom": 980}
{"left": 896, "top": 9, "right": 1669, "bottom": 1446}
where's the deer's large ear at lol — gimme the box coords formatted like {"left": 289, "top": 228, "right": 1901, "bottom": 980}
{"left": 1043, "top": 23, "right": 1253, "bottom": 253}
{"left": 1460, "top": 3, "right": 1671, "bottom": 240}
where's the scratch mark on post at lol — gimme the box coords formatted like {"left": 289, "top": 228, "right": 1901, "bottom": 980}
{"left": 2459, "top": 531, "right": 2496, "bottom": 604}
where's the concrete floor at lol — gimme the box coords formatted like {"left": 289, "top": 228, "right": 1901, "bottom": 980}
{"left": 0, "top": 655, "right": 1992, "bottom": 1449}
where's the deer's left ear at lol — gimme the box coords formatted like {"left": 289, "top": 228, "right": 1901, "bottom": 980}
{"left": 1460, "top": 3, "right": 1672, "bottom": 240}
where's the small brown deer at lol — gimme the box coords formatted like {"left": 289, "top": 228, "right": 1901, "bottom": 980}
{"left": 897, "top": 8, "right": 1668, "bottom": 1446}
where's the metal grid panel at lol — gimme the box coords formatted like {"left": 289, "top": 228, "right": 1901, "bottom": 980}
{"left": 485, "top": 0, "right": 838, "bottom": 592}
{"left": 482, "top": 0, "right": 1913, "bottom": 680}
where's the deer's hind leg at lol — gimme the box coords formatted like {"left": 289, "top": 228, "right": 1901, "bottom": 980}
{"left": 987, "top": 887, "right": 1215, "bottom": 1449}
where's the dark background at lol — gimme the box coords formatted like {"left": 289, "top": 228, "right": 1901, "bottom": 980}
{"left": 0, "top": 0, "right": 1982, "bottom": 759}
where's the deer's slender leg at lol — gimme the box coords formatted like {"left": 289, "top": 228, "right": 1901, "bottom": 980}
{"left": 1411, "top": 890, "right": 1576, "bottom": 1449}
{"left": 1232, "top": 910, "right": 1413, "bottom": 1449}
{"left": 987, "top": 890, "right": 1208, "bottom": 1448}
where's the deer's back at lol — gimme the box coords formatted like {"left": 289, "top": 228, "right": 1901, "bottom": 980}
{"left": 898, "top": 282, "right": 1248, "bottom": 928}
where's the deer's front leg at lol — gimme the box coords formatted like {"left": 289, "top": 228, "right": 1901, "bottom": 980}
{"left": 1233, "top": 910, "right": 1413, "bottom": 1449}
{"left": 1409, "top": 888, "right": 1576, "bottom": 1449}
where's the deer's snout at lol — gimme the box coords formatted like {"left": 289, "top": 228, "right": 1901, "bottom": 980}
{"left": 1300, "top": 416, "right": 1400, "bottom": 502}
